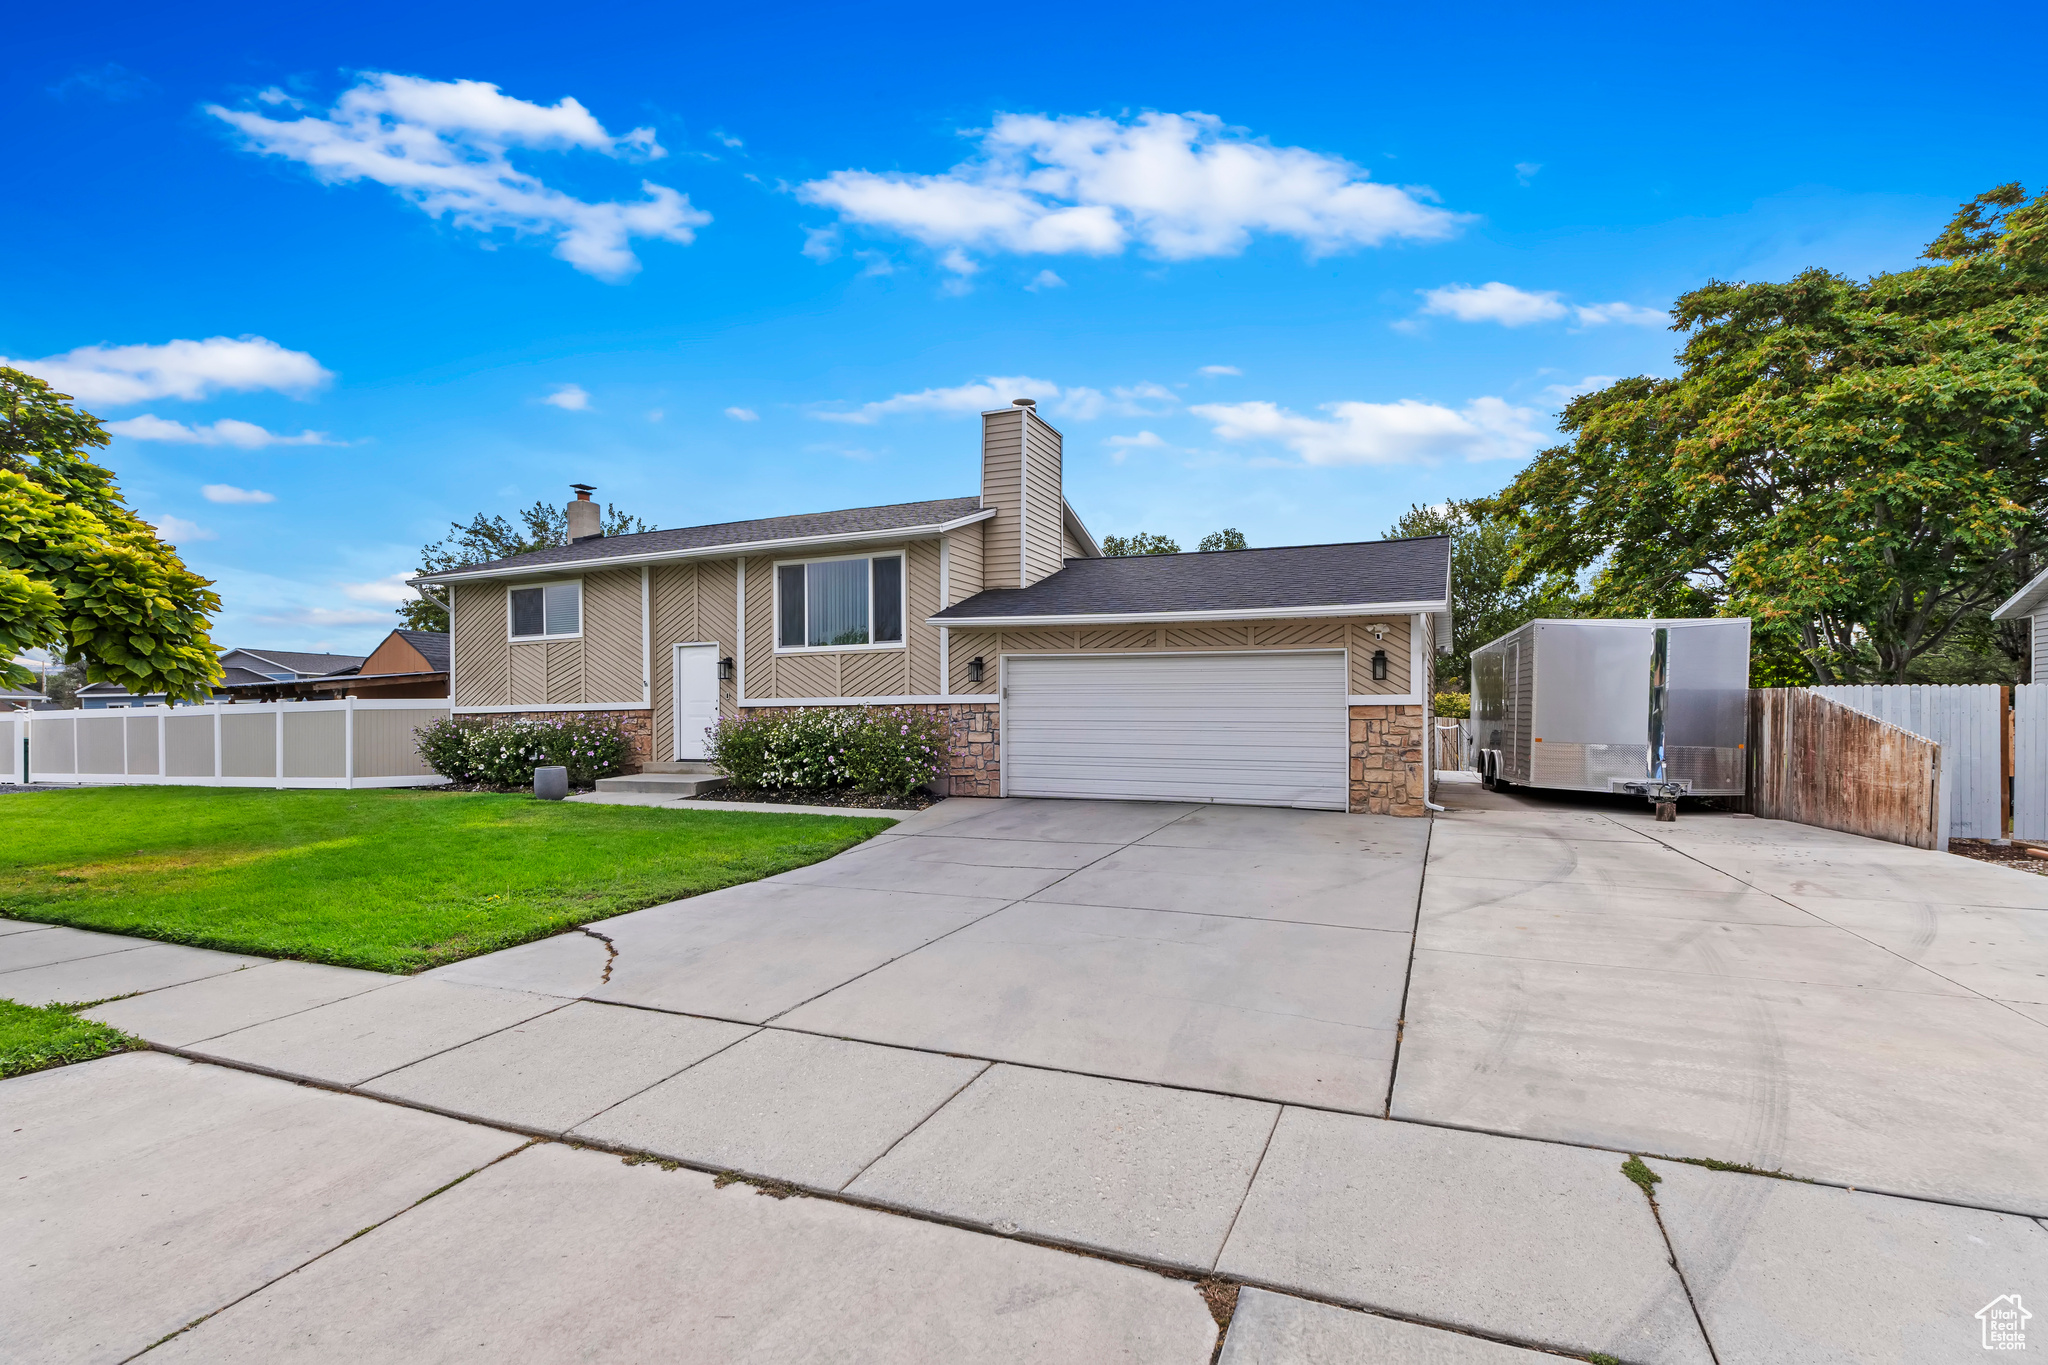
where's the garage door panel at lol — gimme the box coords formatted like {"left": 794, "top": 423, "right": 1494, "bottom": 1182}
{"left": 1004, "top": 652, "right": 1349, "bottom": 810}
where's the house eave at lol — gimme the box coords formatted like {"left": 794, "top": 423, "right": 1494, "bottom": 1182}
{"left": 926, "top": 598, "right": 1451, "bottom": 628}
{"left": 411, "top": 508, "right": 998, "bottom": 587}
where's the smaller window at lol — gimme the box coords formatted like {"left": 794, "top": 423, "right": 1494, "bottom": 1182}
{"left": 509, "top": 581, "right": 582, "bottom": 639}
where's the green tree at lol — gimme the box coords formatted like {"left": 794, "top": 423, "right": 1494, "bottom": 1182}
{"left": 1197, "top": 528, "right": 1248, "bottom": 551}
{"left": 1496, "top": 184, "right": 2048, "bottom": 684}
{"left": 1100, "top": 531, "right": 1180, "bottom": 556}
{"left": 401, "top": 499, "right": 654, "bottom": 631}
{"left": 0, "top": 368, "right": 222, "bottom": 698}
{"left": 1386, "top": 501, "right": 1581, "bottom": 687}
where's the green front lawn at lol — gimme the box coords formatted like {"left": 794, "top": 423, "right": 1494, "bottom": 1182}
{"left": 0, "top": 998, "right": 143, "bottom": 1078}
{"left": 0, "top": 787, "right": 892, "bottom": 973}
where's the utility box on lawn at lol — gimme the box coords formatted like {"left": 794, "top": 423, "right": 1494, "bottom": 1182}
{"left": 1471, "top": 618, "right": 1751, "bottom": 797}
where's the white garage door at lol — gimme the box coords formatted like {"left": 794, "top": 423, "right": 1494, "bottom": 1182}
{"left": 1003, "top": 651, "right": 1350, "bottom": 810}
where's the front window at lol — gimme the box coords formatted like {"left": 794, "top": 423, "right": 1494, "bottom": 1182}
{"left": 775, "top": 554, "right": 904, "bottom": 650}
{"left": 509, "top": 581, "right": 582, "bottom": 640}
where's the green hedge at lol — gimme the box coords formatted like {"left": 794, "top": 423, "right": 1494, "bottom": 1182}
{"left": 414, "top": 714, "right": 634, "bottom": 787}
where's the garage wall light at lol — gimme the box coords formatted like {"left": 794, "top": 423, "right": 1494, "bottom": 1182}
{"left": 967, "top": 656, "right": 985, "bottom": 684}
{"left": 718, "top": 657, "right": 735, "bottom": 682}
{"left": 1371, "top": 649, "right": 1388, "bottom": 681}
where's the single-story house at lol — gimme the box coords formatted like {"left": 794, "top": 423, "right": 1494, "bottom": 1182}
{"left": 77, "top": 647, "right": 369, "bottom": 708}
{"left": 414, "top": 401, "right": 1451, "bottom": 814}
{"left": 222, "top": 629, "right": 449, "bottom": 701}
{"left": 1991, "top": 568, "right": 2048, "bottom": 682}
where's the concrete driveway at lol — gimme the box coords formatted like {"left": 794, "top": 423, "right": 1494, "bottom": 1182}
{"left": 11, "top": 788, "right": 2048, "bottom": 1362}
{"left": 1400, "top": 778, "right": 2048, "bottom": 1216}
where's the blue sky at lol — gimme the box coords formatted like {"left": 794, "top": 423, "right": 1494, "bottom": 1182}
{"left": 7, "top": 0, "right": 2043, "bottom": 655}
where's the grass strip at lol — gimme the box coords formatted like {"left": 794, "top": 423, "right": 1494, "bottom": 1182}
{"left": 0, "top": 787, "right": 892, "bottom": 973}
{"left": 0, "top": 998, "right": 144, "bottom": 1078}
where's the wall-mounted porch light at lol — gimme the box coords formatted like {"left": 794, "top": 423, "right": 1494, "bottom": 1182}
{"left": 967, "top": 656, "right": 985, "bottom": 684}
{"left": 1371, "top": 649, "right": 1388, "bottom": 681}
{"left": 718, "top": 657, "right": 735, "bottom": 682}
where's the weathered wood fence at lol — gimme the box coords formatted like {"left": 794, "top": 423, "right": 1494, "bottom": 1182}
{"left": 1810, "top": 684, "right": 2003, "bottom": 839}
{"left": 1748, "top": 689, "right": 1947, "bottom": 849}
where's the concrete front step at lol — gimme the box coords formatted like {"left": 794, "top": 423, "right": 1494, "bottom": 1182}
{"left": 595, "top": 773, "right": 731, "bottom": 796}
{"left": 637, "top": 761, "right": 722, "bottom": 775}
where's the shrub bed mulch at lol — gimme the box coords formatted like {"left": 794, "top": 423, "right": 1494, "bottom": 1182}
{"left": 1948, "top": 838, "right": 2048, "bottom": 877}
{"left": 692, "top": 786, "right": 942, "bottom": 812}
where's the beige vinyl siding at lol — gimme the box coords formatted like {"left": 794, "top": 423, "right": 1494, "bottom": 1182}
{"left": 1061, "top": 525, "right": 1084, "bottom": 561}
{"left": 583, "top": 569, "right": 644, "bottom": 703}
{"left": 904, "top": 539, "right": 943, "bottom": 696}
{"left": 742, "top": 555, "right": 776, "bottom": 698}
{"left": 981, "top": 408, "right": 1023, "bottom": 589}
{"left": 452, "top": 581, "right": 511, "bottom": 707}
{"left": 1022, "top": 413, "right": 1063, "bottom": 586}
{"left": 944, "top": 616, "right": 1415, "bottom": 696}
{"left": 944, "top": 522, "right": 984, "bottom": 605}
{"left": 451, "top": 569, "right": 642, "bottom": 708}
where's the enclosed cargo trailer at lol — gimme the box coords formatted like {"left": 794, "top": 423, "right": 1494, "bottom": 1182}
{"left": 1471, "top": 618, "right": 1751, "bottom": 797}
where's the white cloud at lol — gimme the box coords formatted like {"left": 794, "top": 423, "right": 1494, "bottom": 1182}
{"left": 253, "top": 606, "right": 393, "bottom": 627}
{"left": 1542, "top": 374, "right": 1620, "bottom": 403}
{"left": 1191, "top": 396, "right": 1548, "bottom": 465}
{"left": 1515, "top": 162, "right": 1542, "bottom": 185}
{"left": 1420, "top": 282, "right": 1569, "bottom": 327}
{"left": 543, "top": 383, "right": 590, "bottom": 410}
{"left": 208, "top": 73, "right": 708, "bottom": 281}
{"left": 151, "top": 515, "right": 216, "bottom": 543}
{"left": 1025, "top": 269, "right": 1066, "bottom": 291}
{"left": 1419, "top": 282, "right": 1667, "bottom": 329}
{"left": 800, "top": 111, "right": 1463, "bottom": 274}
{"left": 816, "top": 376, "right": 1175, "bottom": 425}
{"left": 815, "top": 375, "right": 1062, "bottom": 424}
{"left": 724, "top": 406, "right": 759, "bottom": 421}
{"left": 1, "top": 335, "right": 331, "bottom": 405}
{"left": 105, "top": 415, "right": 336, "bottom": 448}
{"left": 1105, "top": 431, "right": 1166, "bottom": 461}
{"left": 1571, "top": 301, "right": 1667, "bottom": 327}
{"left": 202, "top": 483, "right": 276, "bottom": 504}
{"left": 1198, "top": 364, "right": 1241, "bottom": 377}
{"left": 340, "top": 572, "right": 418, "bottom": 604}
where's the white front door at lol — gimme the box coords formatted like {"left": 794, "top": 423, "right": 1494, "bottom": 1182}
{"left": 672, "top": 643, "right": 721, "bottom": 760}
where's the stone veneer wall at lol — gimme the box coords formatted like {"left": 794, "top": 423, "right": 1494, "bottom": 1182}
{"left": 1350, "top": 703, "right": 1428, "bottom": 816}
{"left": 485, "top": 709, "right": 655, "bottom": 775}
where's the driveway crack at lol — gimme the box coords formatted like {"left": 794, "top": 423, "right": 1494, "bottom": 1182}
{"left": 577, "top": 927, "right": 618, "bottom": 986}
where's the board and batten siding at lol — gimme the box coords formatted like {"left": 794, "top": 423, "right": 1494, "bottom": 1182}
{"left": 944, "top": 616, "right": 1415, "bottom": 697}
{"left": 1022, "top": 414, "right": 1064, "bottom": 586}
{"left": 981, "top": 408, "right": 1023, "bottom": 590}
{"left": 451, "top": 569, "right": 644, "bottom": 709}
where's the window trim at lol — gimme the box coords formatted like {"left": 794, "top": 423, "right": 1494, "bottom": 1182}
{"left": 506, "top": 578, "right": 585, "bottom": 642}
{"left": 771, "top": 548, "right": 908, "bottom": 654}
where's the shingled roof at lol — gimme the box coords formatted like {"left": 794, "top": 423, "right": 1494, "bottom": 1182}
{"left": 930, "top": 536, "right": 1452, "bottom": 623}
{"left": 419, "top": 497, "right": 986, "bottom": 581}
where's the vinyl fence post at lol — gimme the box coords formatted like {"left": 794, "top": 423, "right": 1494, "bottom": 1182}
{"left": 344, "top": 697, "right": 356, "bottom": 789}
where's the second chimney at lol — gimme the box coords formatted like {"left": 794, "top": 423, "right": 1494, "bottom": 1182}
{"left": 567, "top": 484, "right": 601, "bottom": 542}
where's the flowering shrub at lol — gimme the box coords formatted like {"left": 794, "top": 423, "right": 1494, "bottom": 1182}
{"left": 415, "top": 714, "right": 634, "bottom": 788}
{"left": 707, "top": 706, "right": 949, "bottom": 796}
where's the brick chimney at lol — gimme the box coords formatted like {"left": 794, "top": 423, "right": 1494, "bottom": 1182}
{"left": 567, "top": 484, "right": 601, "bottom": 542}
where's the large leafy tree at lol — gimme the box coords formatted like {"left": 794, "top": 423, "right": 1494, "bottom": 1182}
{"left": 1100, "top": 531, "right": 1181, "bottom": 556}
{"left": 400, "top": 499, "right": 653, "bottom": 631}
{"left": 1386, "top": 501, "right": 1581, "bottom": 687}
{"left": 1496, "top": 184, "right": 2048, "bottom": 683}
{"left": 0, "top": 368, "right": 222, "bottom": 698}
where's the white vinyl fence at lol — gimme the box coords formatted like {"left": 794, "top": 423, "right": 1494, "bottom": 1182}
{"left": 1811, "top": 684, "right": 2003, "bottom": 840}
{"left": 2013, "top": 684, "right": 2048, "bottom": 840}
{"left": 6, "top": 699, "right": 450, "bottom": 789}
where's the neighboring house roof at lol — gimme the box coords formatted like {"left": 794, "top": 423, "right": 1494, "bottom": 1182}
{"left": 77, "top": 681, "right": 168, "bottom": 697}
{"left": 1992, "top": 563, "right": 2048, "bottom": 621}
{"left": 218, "top": 666, "right": 278, "bottom": 687}
{"left": 415, "top": 497, "right": 990, "bottom": 582}
{"left": 930, "top": 536, "right": 1454, "bottom": 626}
{"left": 224, "top": 647, "right": 367, "bottom": 676}
{"left": 393, "top": 629, "right": 450, "bottom": 672}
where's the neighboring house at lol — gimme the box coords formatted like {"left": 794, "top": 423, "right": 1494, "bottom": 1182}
{"left": 0, "top": 686, "right": 60, "bottom": 712}
{"left": 222, "top": 630, "right": 449, "bottom": 701}
{"left": 77, "top": 647, "right": 368, "bottom": 708}
{"left": 1992, "top": 568, "right": 2048, "bottom": 681}
{"left": 415, "top": 401, "right": 1451, "bottom": 814}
